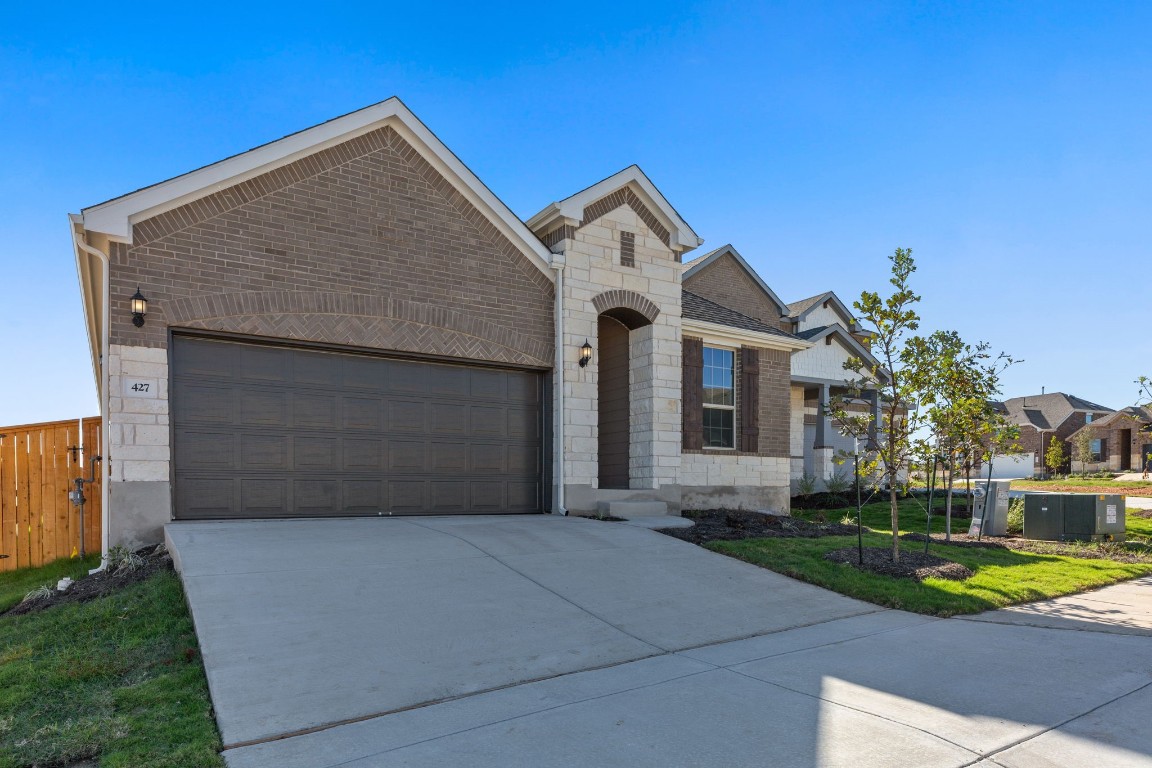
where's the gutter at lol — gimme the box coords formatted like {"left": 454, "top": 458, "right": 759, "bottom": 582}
{"left": 70, "top": 217, "right": 111, "bottom": 573}
{"left": 551, "top": 254, "right": 567, "bottom": 515}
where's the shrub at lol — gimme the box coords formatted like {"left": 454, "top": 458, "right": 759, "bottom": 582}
{"left": 825, "top": 472, "right": 852, "bottom": 496}
{"left": 796, "top": 473, "right": 817, "bottom": 497}
{"left": 1006, "top": 497, "right": 1024, "bottom": 535}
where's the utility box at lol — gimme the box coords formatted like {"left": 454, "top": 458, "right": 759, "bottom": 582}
{"left": 969, "top": 480, "right": 1011, "bottom": 537}
{"left": 1023, "top": 494, "right": 1126, "bottom": 542}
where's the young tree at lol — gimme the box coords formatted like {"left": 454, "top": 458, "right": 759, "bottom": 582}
{"left": 1044, "top": 437, "right": 1068, "bottom": 478}
{"left": 904, "top": 330, "right": 1016, "bottom": 541}
{"left": 1138, "top": 376, "right": 1151, "bottom": 405}
{"left": 829, "top": 248, "right": 925, "bottom": 562}
{"left": 1072, "top": 427, "right": 1095, "bottom": 470}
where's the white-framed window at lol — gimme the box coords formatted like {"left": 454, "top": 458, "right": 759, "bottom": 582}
{"left": 703, "top": 346, "right": 735, "bottom": 448}
{"left": 1086, "top": 414, "right": 1095, "bottom": 424}
{"left": 1090, "top": 438, "right": 1103, "bottom": 461}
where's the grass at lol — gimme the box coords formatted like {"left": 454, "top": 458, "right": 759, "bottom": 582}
{"left": 0, "top": 560, "right": 222, "bottom": 768}
{"left": 708, "top": 498, "right": 1152, "bottom": 617}
{"left": 0, "top": 554, "right": 101, "bottom": 613}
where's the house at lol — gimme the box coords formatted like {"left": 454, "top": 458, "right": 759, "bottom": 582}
{"left": 71, "top": 97, "right": 841, "bottom": 550}
{"left": 1067, "top": 406, "right": 1152, "bottom": 473}
{"left": 991, "top": 393, "right": 1114, "bottom": 476}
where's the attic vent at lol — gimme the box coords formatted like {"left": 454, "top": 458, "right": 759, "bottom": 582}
{"left": 825, "top": 336, "right": 833, "bottom": 345}
{"left": 620, "top": 231, "right": 636, "bottom": 267}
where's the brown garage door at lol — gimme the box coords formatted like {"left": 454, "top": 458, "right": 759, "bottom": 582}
{"left": 171, "top": 336, "right": 543, "bottom": 519}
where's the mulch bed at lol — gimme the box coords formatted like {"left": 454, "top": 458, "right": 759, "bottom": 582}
{"left": 900, "top": 532, "right": 1152, "bottom": 564}
{"left": 825, "top": 546, "right": 974, "bottom": 581}
{"left": 660, "top": 509, "right": 860, "bottom": 545}
{"left": 3, "top": 545, "right": 173, "bottom": 618}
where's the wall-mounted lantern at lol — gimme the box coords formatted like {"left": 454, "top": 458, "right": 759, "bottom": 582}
{"left": 130, "top": 287, "right": 148, "bottom": 328}
{"left": 578, "top": 339, "right": 593, "bottom": 368}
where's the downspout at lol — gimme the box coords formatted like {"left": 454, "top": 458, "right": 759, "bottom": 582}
{"left": 551, "top": 253, "right": 567, "bottom": 515}
{"left": 71, "top": 221, "right": 111, "bottom": 573}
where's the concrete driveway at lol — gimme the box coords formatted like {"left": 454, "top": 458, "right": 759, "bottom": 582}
{"left": 166, "top": 516, "right": 1152, "bottom": 767}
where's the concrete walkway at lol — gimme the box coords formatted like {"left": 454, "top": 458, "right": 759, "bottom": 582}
{"left": 167, "top": 517, "right": 1152, "bottom": 768}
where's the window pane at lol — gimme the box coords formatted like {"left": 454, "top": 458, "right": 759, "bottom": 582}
{"left": 702, "top": 347, "right": 734, "bottom": 406}
{"left": 703, "top": 408, "right": 734, "bottom": 448}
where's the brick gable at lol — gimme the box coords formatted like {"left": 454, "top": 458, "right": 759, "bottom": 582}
{"left": 682, "top": 253, "right": 786, "bottom": 330}
{"left": 109, "top": 126, "right": 554, "bottom": 365}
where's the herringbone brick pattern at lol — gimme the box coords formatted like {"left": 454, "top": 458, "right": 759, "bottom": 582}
{"left": 109, "top": 126, "right": 554, "bottom": 365}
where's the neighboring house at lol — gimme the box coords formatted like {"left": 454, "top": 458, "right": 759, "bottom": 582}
{"left": 71, "top": 97, "right": 826, "bottom": 550}
{"left": 681, "top": 246, "right": 887, "bottom": 492}
{"left": 991, "top": 393, "right": 1114, "bottom": 476}
{"left": 1068, "top": 406, "right": 1152, "bottom": 473}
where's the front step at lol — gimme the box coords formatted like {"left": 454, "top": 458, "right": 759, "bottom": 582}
{"left": 597, "top": 500, "right": 669, "bottom": 518}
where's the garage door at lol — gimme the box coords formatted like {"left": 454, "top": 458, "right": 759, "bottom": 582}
{"left": 171, "top": 336, "right": 544, "bottom": 519}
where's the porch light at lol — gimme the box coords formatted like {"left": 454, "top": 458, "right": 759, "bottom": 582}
{"left": 578, "top": 339, "right": 593, "bottom": 368}
{"left": 130, "top": 287, "right": 148, "bottom": 328}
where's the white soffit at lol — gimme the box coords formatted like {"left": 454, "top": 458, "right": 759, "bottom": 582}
{"left": 77, "top": 97, "right": 555, "bottom": 277}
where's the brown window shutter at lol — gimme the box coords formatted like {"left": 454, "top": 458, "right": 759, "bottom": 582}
{"left": 740, "top": 346, "right": 760, "bottom": 453}
{"left": 682, "top": 337, "right": 704, "bottom": 450}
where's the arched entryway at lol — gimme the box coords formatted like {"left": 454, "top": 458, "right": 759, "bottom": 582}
{"left": 597, "top": 305, "right": 655, "bottom": 489}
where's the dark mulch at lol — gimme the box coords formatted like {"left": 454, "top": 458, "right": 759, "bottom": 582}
{"left": 900, "top": 532, "right": 1152, "bottom": 564}
{"left": 825, "top": 546, "right": 974, "bottom": 581}
{"left": 789, "top": 493, "right": 852, "bottom": 510}
{"left": 662, "top": 509, "right": 861, "bottom": 545}
{"left": 3, "top": 545, "right": 173, "bottom": 617}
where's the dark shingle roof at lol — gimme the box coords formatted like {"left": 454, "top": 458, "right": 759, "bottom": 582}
{"left": 795, "top": 325, "right": 828, "bottom": 340}
{"left": 682, "top": 290, "right": 797, "bottom": 339}
{"left": 1001, "top": 393, "right": 1114, "bottom": 432}
{"left": 786, "top": 293, "right": 829, "bottom": 317}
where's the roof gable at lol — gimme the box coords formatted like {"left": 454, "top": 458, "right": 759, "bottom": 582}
{"left": 793, "top": 324, "right": 887, "bottom": 382}
{"left": 1002, "top": 392, "right": 1114, "bottom": 431}
{"left": 787, "top": 291, "right": 859, "bottom": 331}
{"left": 682, "top": 244, "right": 788, "bottom": 318}
{"left": 76, "top": 97, "right": 555, "bottom": 278}
{"left": 525, "top": 165, "right": 702, "bottom": 255}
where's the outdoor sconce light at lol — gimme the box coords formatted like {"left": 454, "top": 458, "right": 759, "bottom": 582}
{"left": 130, "top": 287, "right": 148, "bottom": 328}
{"left": 578, "top": 339, "right": 593, "bottom": 368}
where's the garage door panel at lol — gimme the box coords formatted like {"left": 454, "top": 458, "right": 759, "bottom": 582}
{"left": 470, "top": 444, "right": 506, "bottom": 473}
{"left": 294, "top": 437, "right": 338, "bottom": 470}
{"left": 295, "top": 393, "right": 339, "bottom": 429}
{"left": 293, "top": 350, "right": 343, "bottom": 388}
{"left": 176, "top": 430, "right": 236, "bottom": 470}
{"left": 343, "top": 480, "right": 383, "bottom": 511}
{"left": 470, "top": 406, "right": 507, "bottom": 437}
{"left": 430, "top": 442, "right": 468, "bottom": 472}
{"left": 469, "top": 369, "right": 507, "bottom": 400}
{"left": 240, "top": 390, "right": 288, "bottom": 427}
{"left": 241, "top": 479, "right": 288, "bottom": 514}
{"left": 470, "top": 482, "right": 505, "bottom": 510}
{"left": 389, "top": 481, "right": 427, "bottom": 512}
{"left": 176, "top": 383, "right": 234, "bottom": 424}
{"left": 173, "top": 337, "right": 543, "bottom": 519}
{"left": 344, "top": 439, "right": 383, "bottom": 470}
{"left": 240, "top": 434, "right": 289, "bottom": 471}
{"left": 430, "top": 403, "right": 468, "bottom": 434}
{"left": 294, "top": 480, "right": 339, "bottom": 514}
{"left": 390, "top": 400, "right": 427, "bottom": 432}
{"left": 239, "top": 345, "right": 292, "bottom": 383}
{"left": 389, "top": 440, "right": 427, "bottom": 472}
{"left": 343, "top": 397, "right": 383, "bottom": 431}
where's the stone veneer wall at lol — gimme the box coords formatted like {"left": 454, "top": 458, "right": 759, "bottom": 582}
{"left": 547, "top": 202, "right": 682, "bottom": 513}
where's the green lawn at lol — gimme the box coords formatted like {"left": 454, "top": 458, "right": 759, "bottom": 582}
{"left": 793, "top": 497, "right": 970, "bottom": 536}
{"left": 0, "top": 555, "right": 101, "bottom": 613}
{"left": 1011, "top": 478, "right": 1152, "bottom": 497}
{"left": 710, "top": 498, "right": 1152, "bottom": 617}
{"left": 0, "top": 561, "right": 222, "bottom": 768}
{"left": 1128, "top": 513, "right": 1152, "bottom": 540}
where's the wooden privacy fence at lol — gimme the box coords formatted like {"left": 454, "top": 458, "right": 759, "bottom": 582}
{"left": 0, "top": 418, "right": 102, "bottom": 572}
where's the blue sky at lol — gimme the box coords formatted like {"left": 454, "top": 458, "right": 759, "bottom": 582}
{"left": 2, "top": 1, "right": 1149, "bottom": 425}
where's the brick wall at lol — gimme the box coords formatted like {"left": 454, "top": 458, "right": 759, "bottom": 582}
{"left": 108, "top": 125, "right": 554, "bottom": 367}
{"left": 683, "top": 254, "right": 787, "bottom": 331}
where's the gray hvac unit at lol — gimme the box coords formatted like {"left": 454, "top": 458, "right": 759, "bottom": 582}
{"left": 1022, "top": 493, "right": 1126, "bottom": 542}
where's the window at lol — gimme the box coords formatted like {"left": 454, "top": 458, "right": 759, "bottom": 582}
{"left": 1085, "top": 414, "right": 1094, "bottom": 424}
{"left": 1090, "top": 438, "right": 1103, "bottom": 461}
{"left": 703, "top": 346, "right": 735, "bottom": 448}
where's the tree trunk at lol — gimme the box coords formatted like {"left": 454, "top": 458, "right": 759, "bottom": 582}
{"left": 944, "top": 457, "right": 955, "bottom": 543}
{"left": 890, "top": 485, "right": 900, "bottom": 562}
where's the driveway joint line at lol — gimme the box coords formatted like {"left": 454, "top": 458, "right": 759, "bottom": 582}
{"left": 404, "top": 517, "right": 671, "bottom": 653}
